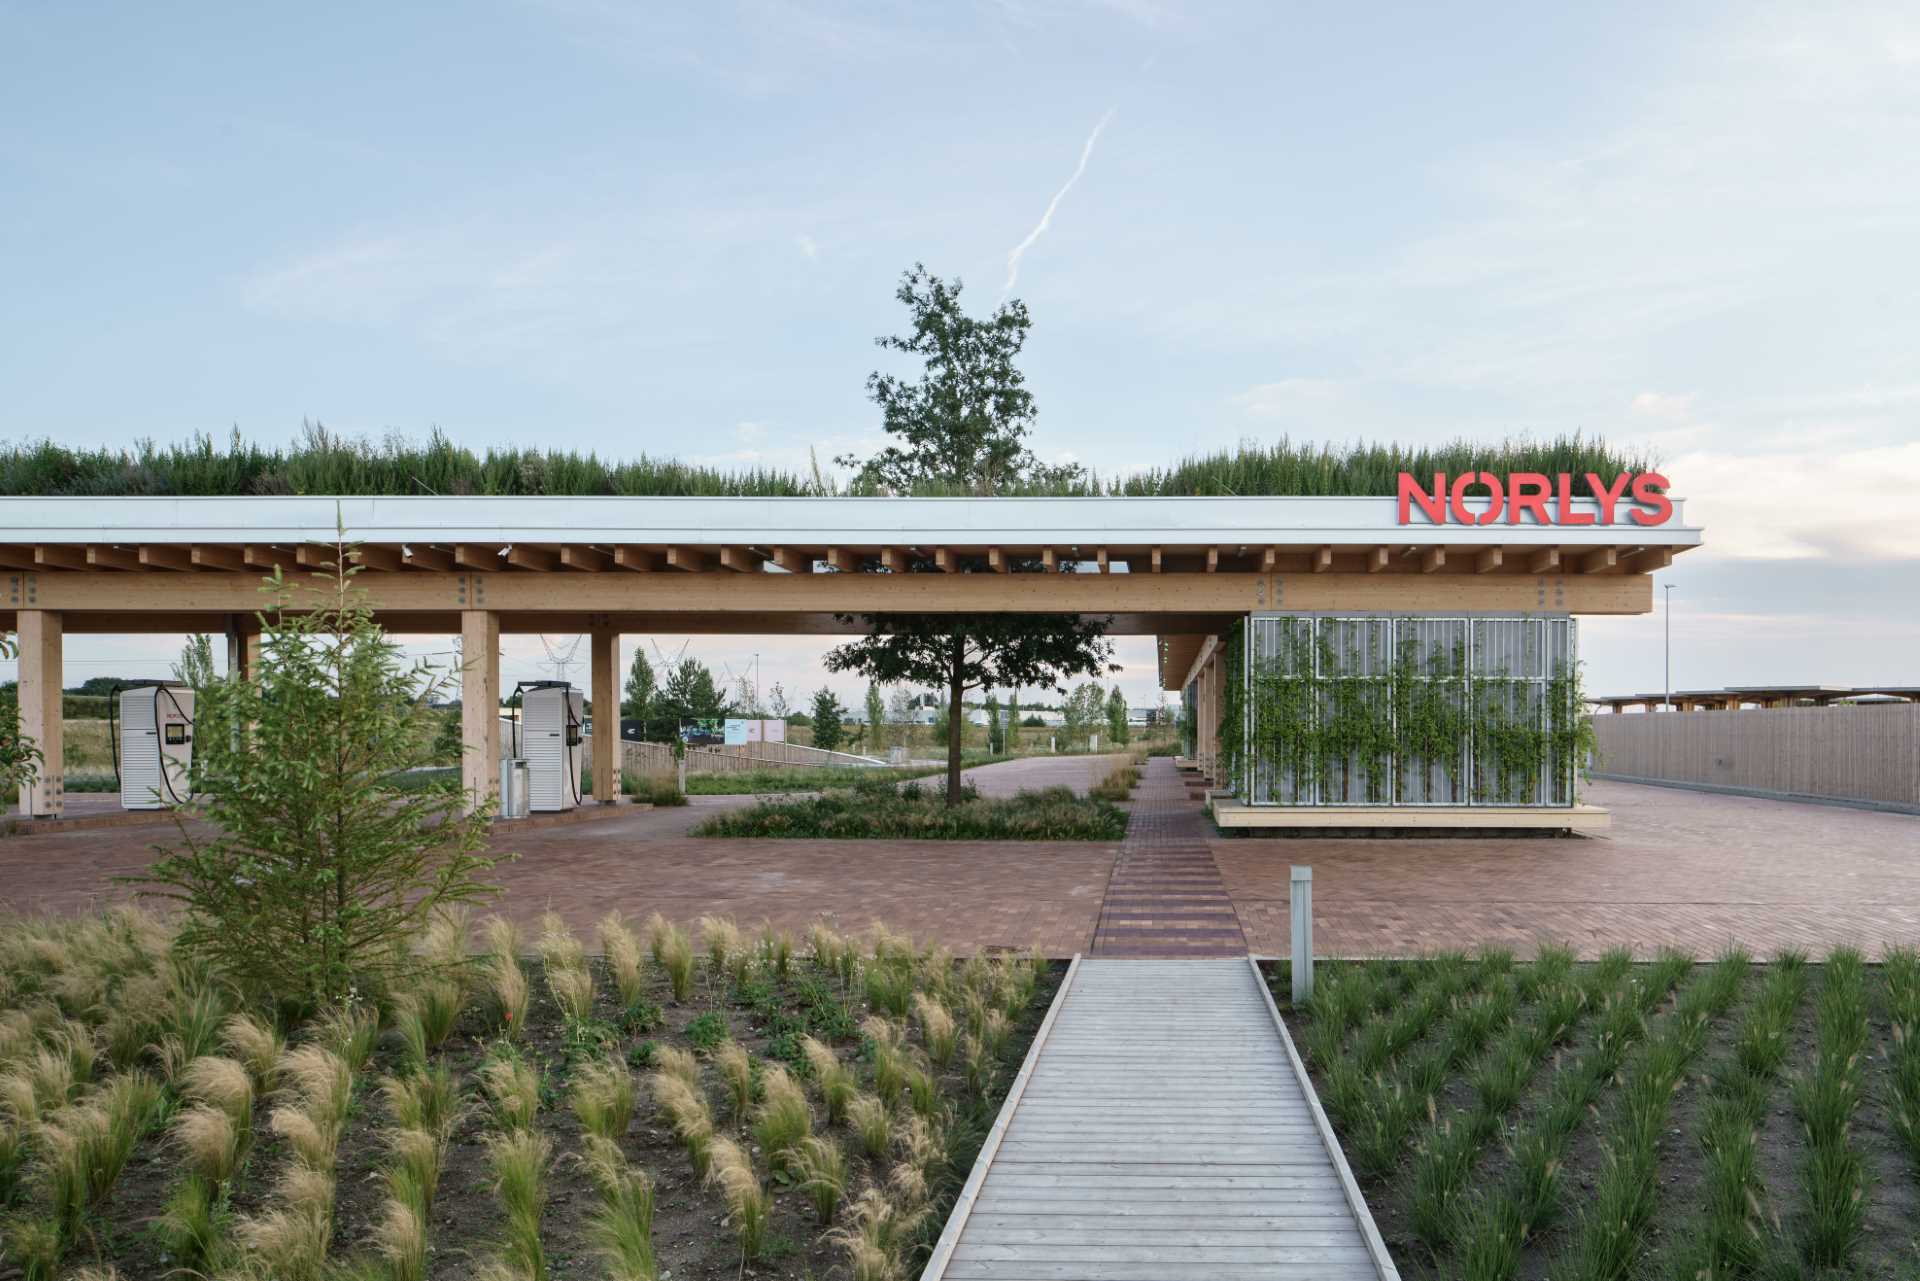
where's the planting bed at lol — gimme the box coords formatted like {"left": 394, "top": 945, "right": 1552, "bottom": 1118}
{"left": 1269, "top": 947, "right": 1920, "bottom": 1281}
{"left": 0, "top": 910, "right": 1059, "bottom": 1281}
{"left": 692, "top": 776, "right": 1126, "bottom": 840}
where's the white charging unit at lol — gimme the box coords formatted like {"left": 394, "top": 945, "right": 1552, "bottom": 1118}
{"left": 117, "top": 683, "right": 195, "bottom": 810}
{"left": 517, "top": 682, "right": 584, "bottom": 812}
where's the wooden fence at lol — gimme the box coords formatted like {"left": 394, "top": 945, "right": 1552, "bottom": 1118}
{"left": 1590, "top": 703, "right": 1920, "bottom": 813}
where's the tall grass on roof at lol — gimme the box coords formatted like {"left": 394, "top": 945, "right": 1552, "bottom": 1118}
{"left": 0, "top": 427, "right": 1657, "bottom": 498}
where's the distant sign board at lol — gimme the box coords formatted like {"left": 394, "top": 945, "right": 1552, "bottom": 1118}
{"left": 722, "top": 718, "right": 787, "bottom": 745}
{"left": 680, "top": 718, "right": 725, "bottom": 747}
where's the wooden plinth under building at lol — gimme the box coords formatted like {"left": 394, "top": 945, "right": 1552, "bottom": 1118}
{"left": 1212, "top": 801, "right": 1611, "bottom": 834}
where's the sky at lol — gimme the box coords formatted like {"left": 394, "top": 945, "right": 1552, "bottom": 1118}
{"left": 2, "top": 0, "right": 1917, "bottom": 708}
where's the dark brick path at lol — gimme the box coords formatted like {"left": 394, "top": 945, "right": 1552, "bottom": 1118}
{"left": 1091, "top": 758, "right": 1250, "bottom": 957}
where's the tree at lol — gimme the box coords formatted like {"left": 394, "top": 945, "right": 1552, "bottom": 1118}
{"left": 810, "top": 688, "right": 848, "bottom": 752}
{"left": 174, "top": 633, "right": 217, "bottom": 688}
{"left": 865, "top": 683, "right": 885, "bottom": 750}
{"left": 827, "top": 615, "right": 1113, "bottom": 804}
{"left": 1061, "top": 682, "right": 1106, "bottom": 750}
{"left": 1006, "top": 689, "right": 1020, "bottom": 754}
{"left": 657, "top": 657, "right": 729, "bottom": 735}
{"left": 830, "top": 266, "right": 1114, "bottom": 801}
{"left": 984, "top": 693, "right": 1003, "bottom": 755}
{"left": 622, "top": 649, "right": 655, "bottom": 721}
{"left": 1107, "top": 686, "right": 1131, "bottom": 747}
{"left": 137, "top": 549, "right": 496, "bottom": 1008}
{"left": 837, "top": 265, "right": 1081, "bottom": 495}
{"left": 766, "top": 682, "right": 791, "bottom": 720}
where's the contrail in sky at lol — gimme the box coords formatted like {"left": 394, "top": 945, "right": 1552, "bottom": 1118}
{"left": 1001, "top": 107, "right": 1116, "bottom": 298}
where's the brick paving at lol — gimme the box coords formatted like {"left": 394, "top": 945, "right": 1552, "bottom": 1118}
{"left": 1090, "top": 757, "right": 1249, "bottom": 957}
{"left": 1218, "top": 779, "right": 1920, "bottom": 959}
{"left": 5, "top": 760, "right": 1917, "bottom": 960}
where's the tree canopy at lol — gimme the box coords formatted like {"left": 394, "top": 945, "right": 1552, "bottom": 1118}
{"left": 826, "top": 614, "right": 1113, "bottom": 802}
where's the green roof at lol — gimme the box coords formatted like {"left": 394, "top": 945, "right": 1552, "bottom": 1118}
{"left": 0, "top": 427, "right": 1655, "bottom": 499}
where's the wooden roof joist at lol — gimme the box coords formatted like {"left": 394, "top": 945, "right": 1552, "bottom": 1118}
{"left": 4, "top": 537, "right": 1692, "bottom": 579}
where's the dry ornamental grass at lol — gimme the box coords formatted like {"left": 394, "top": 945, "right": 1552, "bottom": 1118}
{"left": 0, "top": 909, "right": 1065, "bottom": 1280}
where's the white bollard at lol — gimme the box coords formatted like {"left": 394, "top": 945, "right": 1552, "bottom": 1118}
{"left": 1291, "top": 865, "right": 1314, "bottom": 1004}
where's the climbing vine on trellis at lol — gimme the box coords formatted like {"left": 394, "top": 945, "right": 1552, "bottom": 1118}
{"left": 1235, "top": 616, "right": 1589, "bottom": 806}
{"left": 1219, "top": 626, "right": 1247, "bottom": 787}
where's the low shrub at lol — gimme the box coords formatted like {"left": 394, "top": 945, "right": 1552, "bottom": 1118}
{"left": 622, "top": 773, "right": 689, "bottom": 806}
{"left": 691, "top": 784, "right": 1125, "bottom": 841}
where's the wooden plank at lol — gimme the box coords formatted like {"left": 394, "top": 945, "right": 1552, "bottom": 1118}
{"left": 921, "top": 956, "right": 1082, "bottom": 1281}
{"left": 931, "top": 958, "right": 1396, "bottom": 1281}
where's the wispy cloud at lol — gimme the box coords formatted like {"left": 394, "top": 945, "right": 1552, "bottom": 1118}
{"left": 1001, "top": 106, "right": 1116, "bottom": 297}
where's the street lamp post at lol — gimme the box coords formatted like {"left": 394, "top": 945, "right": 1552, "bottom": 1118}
{"left": 1664, "top": 582, "right": 1674, "bottom": 713}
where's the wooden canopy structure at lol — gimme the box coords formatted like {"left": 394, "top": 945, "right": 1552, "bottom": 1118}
{"left": 1, "top": 493, "right": 1702, "bottom": 817}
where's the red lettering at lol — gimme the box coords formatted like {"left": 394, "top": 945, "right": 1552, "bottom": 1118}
{"left": 1397, "top": 472, "right": 1447, "bottom": 525}
{"left": 1628, "top": 471, "right": 1674, "bottom": 526}
{"left": 1586, "top": 472, "right": 1632, "bottom": 524}
{"left": 1556, "top": 473, "right": 1595, "bottom": 525}
{"left": 1475, "top": 472, "right": 1504, "bottom": 525}
{"left": 1506, "top": 473, "right": 1551, "bottom": 525}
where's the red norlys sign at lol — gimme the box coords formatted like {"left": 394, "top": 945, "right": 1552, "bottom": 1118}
{"left": 1396, "top": 471, "right": 1674, "bottom": 527}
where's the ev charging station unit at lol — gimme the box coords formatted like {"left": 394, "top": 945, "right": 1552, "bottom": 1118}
{"left": 511, "top": 681, "right": 585, "bottom": 812}
{"left": 113, "top": 682, "right": 195, "bottom": 810}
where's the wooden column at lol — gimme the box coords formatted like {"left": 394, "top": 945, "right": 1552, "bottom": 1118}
{"left": 224, "top": 620, "right": 261, "bottom": 682}
{"left": 16, "top": 610, "right": 63, "bottom": 817}
{"left": 591, "top": 623, "right": 618, "bottom": 803}
{"left": 460, "top": 610, "right": 500, "bottom": 815}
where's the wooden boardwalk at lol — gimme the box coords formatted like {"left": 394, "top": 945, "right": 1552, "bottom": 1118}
{"left": 925, "top": 957, "right": 1399, "bottom": 1281}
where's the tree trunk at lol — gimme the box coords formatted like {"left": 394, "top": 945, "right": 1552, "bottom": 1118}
{"left": 946, "top": 632, "right": 965, "bottom": 807}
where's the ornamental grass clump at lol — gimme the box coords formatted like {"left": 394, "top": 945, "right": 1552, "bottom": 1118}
{"left": 863, "top": 1016, "right": 909, "bottom": 1106}
{"left": 650, "top": 1070, "right": 715, "bottom": 1177}
{"left": 791, "top": 1134, "right": 849, "bottom": 1224}
{"left": 235, "top": 1164, "right": 337, "bottom": 1281}
{"left": 656, "top": 923, "right": 695, "bottom": 1004}
{"left": 570, "top": 1057, "right": 637, "bottom": 1143}
{"left": 479, "top": 1053, "right": 542, "bottom": 1134}
{"left": 848, "top": 1092, "right": 893, "bottom": 1160}
{"left": 911, "top": 993, "right": 957, "bottom": 1067}
{"left": 698, "top": 916, "right": 749, "bottom": 989}
{"left": 222, "top": 1012, "right": 284, "bottom": 1087}
{"left": 1886, "top": 946, "right": 1920, "bottom": 1169}
{"left": 707, "top": 1135, "right": 771, "bottom": 1261}
{"left": 42, "top": 1072, "right": 163, "bottom": 1234}
{"left": 599, "top": 912, "right": 647, "bottom": 1010}
{"left": 713, "top": 1042, "right": 753, "bottom": 1121}
{"left": 272, "top": 1044, "right": 353, "bottom": 1174}
{"left": 485, "top": 1128, "right": 553, "bottom": 1281}
{"left": 483, "top": 917, "right": 531, "bottom": 1038}
{"left": 864, "top": 963, "right": 913, "bottom": 1020}
{"left": 752, "top": 1063, "right": 813, "bottom": 1173}
{"left": 801, "top": 1035, "right": 856, "bottom": 1124}
{"left": 1793, "top": 946, "right": 1870, "bottom": 1271}
{"left": 581, "top": 1137, "right": 659, "bottom": 1281}
{"left": 829, "top": 1186, "right": 929, "bottom": 1281}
